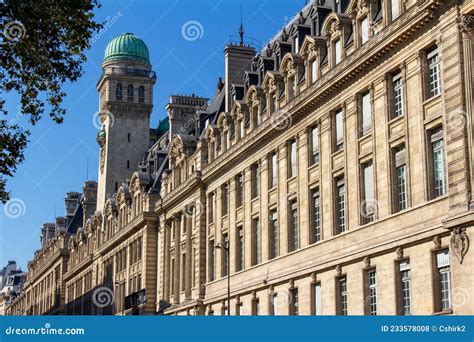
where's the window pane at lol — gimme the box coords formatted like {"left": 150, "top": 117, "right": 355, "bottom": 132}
{"left": 393, "top": 73, "right": 404, "bottom": 117}
{"left": 314, "top": 284, "right": 322, "bottom": 315}
{"left": 391, "top": 0, "right": 400, "bottom": 20}
{"left": 289, "top": 200, "right": 299, "bottom": 251}
{"left": 334, "top": 39, "right": 341, "bottom": 64}
{"left": 362, "top": 162, "right": 375, "bottom": 222}
{"left": 289, "top": 140, "right": 297, "bottom": 178}
{"left": 312, "top": 190, "right": 321, "bottom": 243}
{"left": 311, "top": 59, "right": 318, "bottom": 83}
{"left": 336, "top": 179, "right": 345, "bottom": 234}
{"left": 361, "top": 92, "right": 372, "bottom": 135}
{"left": 270, "top": 153, "right": 278, "bottom": 188}
{"left": 335, "top": 111, "right": 344, "bottom": 150}
{"left": 269, "top": 210, "right": 279, "bottom": 259}
{"left": 431, "top": 130, "right": 446, "bottom": 197}
{"left": 361, "top": 17, "right": 369, "bottom": 44}
{"left": 368, "top": 270, "right": 377, "bottom": 315}
{"left": 428, "top": 48, "right": 441, "bottom": 97}
{"left": 311, "top": 126, "right": 319, "bottom": 165}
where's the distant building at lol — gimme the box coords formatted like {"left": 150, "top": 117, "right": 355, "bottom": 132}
{"left": 0, "top": 262, "right": 26, "bottom": 315}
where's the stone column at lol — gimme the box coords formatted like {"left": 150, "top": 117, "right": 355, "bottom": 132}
{"left": 319, "top": 113, "right": 333, "bottom": 239}
{"left": 260, "top": 156, "right": 270, "bottom": 261}
{"left": 297, "top": 129, "right": 309, "bottom": 248}
{"left": 278, "top": 143, "right": 289, "bottom": 253}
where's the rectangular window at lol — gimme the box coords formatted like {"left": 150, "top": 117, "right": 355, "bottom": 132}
{"left": 436, "top": 250, "right": 452, "bottom": 311}
{"left": 208, "top": 192, "right": 215, "bottom": 224}
{"left": 288, "top": 199, "right": 299, "bottom": 252}
{"left": 236, "top": 174, "right": 244, "bottom": 207}
{"left": 391, "top": 0, "right": 400, "bottom": 20}
{"left": 392, "top": 72, "right": 404, "bottom": 118}
{"left": 269, "top": 210, "right": 279, "bottom": 259}
{"left": 208, "top": 240, "right": 215, "bottom": 281}
{"left": 360, "top": 92, "right": 372, "bottom": 136}
{"left": 430, "top": 128, "right": 446, "bottom": 198}
{"left": 289, "top": 288, "right": 299, "bottom": 315}
{"left": 251, "top": 163, "right": 260, "bottom": 198}
{"left": 310, "top": 126, "right": 320, "bottom": 165}
{"left": 335, "top": 110, "right": 344, "bottom": 151}
{"left": 361, "top": 162, "right": 375, "bottom": 223}
{"left": 397, "top": 260, "right": 412, "bottom": 315}
{"left": 181, "top": 253, "right": 186, "bottom": 292}
{"left": 251, "top": 217, "right": 261, "bottom": 266}
{"left": 288, "top": 140, "right": 297, "bottom": 178}
{"left": 313, "top": 283, "right": 322, "bottom": 315}
{"left": 427, "top": 47, "right": 441, "bottom": 98}
{"left": 361, "top": 17, "right": 369, "bottom": 44}
{"left": 366, "top": 269, "right": 377, "bottom": 315}
{"left": 269, "top": 152, "right": 278, "bottom": 189}
{"left": 221, "top": 184, "right": 228, "bottom": 216}
{"left": 311, "top": 59, "right": 318, "bottom": 83}
{"left": 335, "top": 178, "right": 346, "bottom": 234}
{"left": 394, "top": 146, "right": 408, "bottom": 212}
{"left": 311, "top": 189, "right": 321, "bottom": 243}
{"left": 334, "top": 39, "right": 341, "bottom": 65}
{"left": 222, "top": 233, "right": 229, "bottom": 277}
{"left": 337, "top": 276, "right": 348, "bottom": 315}
{"left": 236, "top": 226, "right": 244, "bottom": 272}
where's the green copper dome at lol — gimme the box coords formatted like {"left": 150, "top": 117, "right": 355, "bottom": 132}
{"left": 157, "top": 117, "right": 169, "bottom": 134}
{"left": 103, "top": 33, "right": 150, "bottom": 66}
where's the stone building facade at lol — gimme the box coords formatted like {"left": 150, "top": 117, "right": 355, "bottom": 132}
{"left": 157, "top": 0, "right": 474, "bottom": 316}
{"left": 6, "top": 0, "right": 474, "bottom": 316}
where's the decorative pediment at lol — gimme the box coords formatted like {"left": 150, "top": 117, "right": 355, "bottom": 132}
{"left": 92, "top": 211, "right": 103, "bottom": 231}
{"left": 231, "top": 100, "right": 249, "bottom": 121}
{"left": 217, "top": 112, "right": 234, "bottom": 134}
{"left": 280, "top": 53, "right": 304, "bottom": 76}
{"left": 104, "top": 198, "right": 118, "bottom": 218}
{"left": 68, "top": 236, "right": 77, "bottom": 251}
{"left": 321, "top": 12, "right": 352, "bottom": 39}
{"left": 262, "top": 71, "right": 284, "bottom": 93}
{"left": 203, "top": 124, "right": 219, "bottom": 143}
{"left": 347, "top": 0, "right": 370, "bottom": 16}
{"left": 300, "top": 35, "right": 327, "bottom": 59}
{"left": 245, "top": 85, "right": 265, "bottom": 108}
{"left": 169, "top": 133, "right": 197, "bottom": 161}
{"left": 116, "top": 184, "right": 132, "bottom": 207}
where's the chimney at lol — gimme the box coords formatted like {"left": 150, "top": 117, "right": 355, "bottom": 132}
{"left": 64, "top": 192, "right": 81, "bottom": 227}
{"left": 83, "top": 180, "right": 98, "bottom": 222}
{"left": 224, "top": 44, "right": 255, "bottom": 112}
{"left": 166, "top": 94, "right": 209, "bottom": 135}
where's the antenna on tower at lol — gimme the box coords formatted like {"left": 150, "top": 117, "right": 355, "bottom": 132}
{"left": 239, "top": 3, "right": 244, "bottom": 45}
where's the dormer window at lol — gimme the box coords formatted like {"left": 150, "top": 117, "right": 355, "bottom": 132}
{"left": 116, "top": 84, "right": 123, "bottom": 101}
{"left": 288, "top": 77, "right": 296, "bottom": 100}
{"left": 127, "top": 84, "right": 134, "bottom": 102}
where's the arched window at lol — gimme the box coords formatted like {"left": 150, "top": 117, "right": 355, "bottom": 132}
{"left": 127, "top": 84, "right": 134, "bottom": 102}
{"left": 138, "top": 86, "right": 145, "bottom": 103}
{"left": 116, "top": 84, "right": 123, "bottom": 101}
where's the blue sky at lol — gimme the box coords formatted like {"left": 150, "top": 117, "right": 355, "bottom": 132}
{"left": 0, "top": 0, "right": 305, "bottom": 270}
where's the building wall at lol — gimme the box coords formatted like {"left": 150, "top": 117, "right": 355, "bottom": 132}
{"left": 158, "top": 0, "right": 474, "bottom": 316}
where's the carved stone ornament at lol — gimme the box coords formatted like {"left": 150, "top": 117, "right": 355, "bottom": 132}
{"left": 395, "top": 247, "right": 404, "bottom": 259}
{"left": 363, "top": 256, "right": 371, "bottom": 268}
{"left": 433, "top": 235, "right": 442, "bottom": 249}
{"left": 450, "top": 227, "right": 470, "bottom": 264}
{"left": 100, "top": 147, "right": 106, "bottom": 173}
{"left": 458, "top": 14, "right": 474, "bottom": 35}
{"left": 335, "top": 264, "right": 342, "bottom": 275}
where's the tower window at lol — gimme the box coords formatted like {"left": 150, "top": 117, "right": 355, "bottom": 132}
{"left": 138, "top": 86, "right": 145, "bottom": 103}
{"left": 127, "top": 160, "right": 130, "bottom": 169}
{"left": 127, "top": 84, "right": 134, "bottom": 102}
{"left": 127, "top": 133, "right": 131, "bottom": 142}
{"left": 116, "top": 84, "right": 123, "bottom": 101}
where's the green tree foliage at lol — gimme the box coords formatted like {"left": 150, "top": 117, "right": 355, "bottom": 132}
{"left": 0, "top": 0, "right": 102, "bottom": 202}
